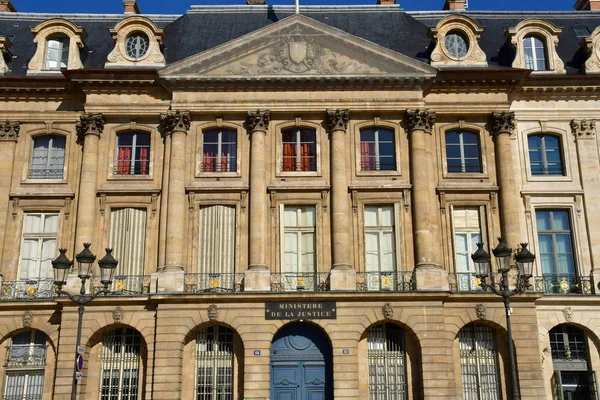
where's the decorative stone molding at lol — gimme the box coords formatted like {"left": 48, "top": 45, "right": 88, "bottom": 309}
{"left": 160, "top": 110, "right": 191, "bottom": 135}
{"left": 76, "top": 113, "right": 105, "bottom": 145}
{"left": 112, "top": 306, "right": 124, "bottom": 324}
{"left": 207, "top": 304, "right": 218, "bottom": 321}
{"left": 570, "top": 119, "right": 596, "bottom": 139}
{"left": 22, "top": 311, "right": 33, "bottom": 328}
{"left": 490, "top": 111, "right": 516, "bottom": 136}
{"left": 475, "top": 304, "right": 486, "bottom": 320}
{"left": 404, "top": 109, "right": 436, "bottom": 133}
{"left": 563, "top": 306, "right": 574, "bottom": 323}
{"left": 27, "top": 18, "right": 87, "bottom": 74}
{"left": 427, "top": 15, "right": 488, "bottom": 67}
{"left": 382, "top": 303, "right": 394, "bottom": 320}
{"left": 0, "top": 35, "right": 12, "bottom": 74}
{"left": 106, "top": 16, "right": 165, "bottom": 68}
{"left": 246, "top": 110, "right": 271, "bottom": 132}
{"left": 0, "top": 121, "right": 20, "bottom": 141}
{"left": 582, "top": 26, "right": 600, "bottom": 74}
{"left": 506, "top": 19, "right": 565, "bottom": 74}
{"left": 326, "top": 109, "right": 349, "bottom": 132}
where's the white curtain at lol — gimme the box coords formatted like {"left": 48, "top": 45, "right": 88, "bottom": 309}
{"left": 109, "top": 208, "right": 147, "bottom": 276}
{"left": 198, "top": 205, "right": 236, "bottom": 274}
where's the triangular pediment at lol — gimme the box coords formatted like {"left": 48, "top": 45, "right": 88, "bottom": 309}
{"left": 159, "top": 14, "right": 436, "bottom": 80}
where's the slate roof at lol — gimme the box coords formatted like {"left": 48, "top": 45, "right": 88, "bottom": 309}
{"left": 0, "top": 5, "right": 600, "bottom": 78}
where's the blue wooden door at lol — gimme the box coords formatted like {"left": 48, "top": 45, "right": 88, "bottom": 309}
{"left": 271, "top": 323, "right": 332, "bottom": 400}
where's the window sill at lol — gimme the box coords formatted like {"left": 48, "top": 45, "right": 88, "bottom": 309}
{"left": 196, "top": 172, "right": 241, "bottom": 179}
{"left": 21, "top": 178, "right": 68, "bottom": 185}
{"left": 442, "top": 172, "right": 488, "bottom": 180}
{"left": 527, "top": 174, "right": 571, "bottom": 183}
{"left": 356, "top": 170, "right": 401, "bottom": 177}
{"left": 276, "top": 171, "right": 321, "bottom": 178}
{"left": 107, "top": 174, "right": 153, "bottom": 181}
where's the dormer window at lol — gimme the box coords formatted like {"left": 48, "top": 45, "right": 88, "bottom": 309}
{"left": 523, "top": 35, "right": 547, "bottom": 71}
{"left": 427, "top": 15, "right": 487, "bottom": 67}
{"left": 445, "top": 31, "right": 469, "bottom": 58}
{"left": 45, "top": 34, "right": 69, "bottom": 70}
{"left": 106, "top": 16, "right": 165, "bottom": 68}
{"left": 125, "top": 32, "right": 149, "bottom": 59}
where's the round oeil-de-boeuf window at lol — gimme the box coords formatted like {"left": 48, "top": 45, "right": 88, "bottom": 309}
{"left": 125, "top": 32, "right": 150, "bottom": 59}
{"left": 444, "top": 31, "right": 469, "bottom": 59}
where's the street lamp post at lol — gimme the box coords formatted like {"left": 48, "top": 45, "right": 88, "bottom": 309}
{"left": 471, "top": 238, "right": 536, "bottom": 400}
{"left": 52, "top": 243, "right": 118, "bottom": 400}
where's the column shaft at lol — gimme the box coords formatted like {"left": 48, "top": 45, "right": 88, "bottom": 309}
{"left": 330, "top": 125, "right": 351, "bottom": 269}
{"left": 410, "top": 128, "right": 434, "bottom": 266}
{"left": 157, "top": 134, "right": 171, "bottom": 271}
{"left": 0, "top": 122, "right": 19, "bottom": 274}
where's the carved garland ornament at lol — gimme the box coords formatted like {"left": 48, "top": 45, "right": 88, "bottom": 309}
{"left": 571, "top": 119, "right": 596, "bottom": 139}
{"left": 404, "top": 109, "right": 436, "bottom": 133}
{"left": 76, "top": 113, "right": 105, "bottom": 145}
{"left": 326, "top": 109, "right": 349, "bottom": 132}
{"left": 160, "top": 110, "right": 191, "bottom": 135}
{"left": 246, "top": 110, "right": 271, "bottom": 132}
{"left": 491, "top": 111, "right": 516, "bottom": 136}
{"left": 0, "top": 121, "right": 20, "bottom": 141}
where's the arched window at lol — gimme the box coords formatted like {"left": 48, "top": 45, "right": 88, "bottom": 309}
{"left": 550, "top": 325, "right": 598, "bottom": 398}
{"left": 445, "top": 130, "right": 481, "bottom": 173}
{"left": 523, "top": 35, "right": 547, "bottom": 71}
{"left": 458, "top": 323, "right": 501, "bottom": 400}
{"left": 528, "top": 134, "right": 564, "bottom": 176}
{"left": 100, "top": 327, "right": 143, "bottom": 400}
{"left": 360, "top": 127, "right": 396, "bottom": 171}
{"left": 367, "top": 323, "right": 406, "bottom": 399}
{"left": 195, "top": 325, "right": 235, "bottom": 399}
{"left": 45, "top": 34, "right": 69, "bottom": 70}
{"left": 201, "top": 129, "right": 237, "bottom": 173}
{"left": 281, "top": 127, "right": 316, "bottom": 172}
{"left": 3, "top": 330, "right": 47, "bottom": 400}
{"left": 29, "top": 135, "right": 66, "bottom": 179}
{"left": 115, "top": 132, "right": 150, "bottom": 175}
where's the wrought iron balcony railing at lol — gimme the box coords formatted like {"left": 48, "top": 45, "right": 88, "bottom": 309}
{"left": 0, "top": 279, "right": 55, "bottom": 301}
{"left": 92, "top": 275, "right": 151, "bottom": 296}
{"left": 185, "top": 273, "right": 245, "bottom": 293}
{"left": 5, "top": 345, "right": 46, "bottom": 368}
{"left": 448, "top": 272, "right": 504, "bottom": 292}
{"left": 270, "top": 273, "right": 330, "bottom": 292}
{"left": 532, "top": 274, "right": 592, "bottom": 295}
{"left": 27, "top": 168, "right": 64, "bottom": 179}
{"left": 356, "top": 271, "right": 414, "bottom": 292}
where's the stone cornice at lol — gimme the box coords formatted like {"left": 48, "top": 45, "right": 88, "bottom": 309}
{"left": 326, "top": 109, "right": 349, "bottom": 132}
{"left": 404, "top": 109, "right": 436, "bottom": 133}
{"left": 246, "top": 110, "right": 271, "bottom": 132}
{"left": 159, "top": 110, "right": 191, "bottom": 136}
{"left": 490, "top": 111, "right": 515, "bottom": 136}
{"left": 571, "top": 119, "right": 596, "bottom": 139}
{"left": 75, "top": 113, "right": 105, "bottom": 145}
{"left": 0, "top": 120, "right": 19, "bottom": 142}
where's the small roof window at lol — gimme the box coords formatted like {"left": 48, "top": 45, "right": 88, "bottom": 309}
{"left": 573, "top": 26, "right": 591, "bottom": 38}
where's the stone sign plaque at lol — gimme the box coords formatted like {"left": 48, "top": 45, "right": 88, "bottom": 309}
{"left": 265, "top": 302, "right": 337, "bottom": 320}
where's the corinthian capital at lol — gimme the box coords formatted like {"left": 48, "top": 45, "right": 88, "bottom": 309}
{"left": 76, "top": 113, "right": 105, "bottom": 145}
{"left": 404, "top": 109, "right": 436, "bottom": 134}
{"left": 0, "top": 121, "right": 20, "bottom": 142}
{"left": 160, "top": 110, "right": 191, "bottom": 136}
{"left": 490, "top": 111, "right": 516, "bottom": 136}
{"left": 571, "top": 119, "right": 596, "bottom": 139}
{"left": 326, "top": 109, "right": 349, "bottom": 132}
{"left": 246, "top": 110, "right": 271, "bottom": 132}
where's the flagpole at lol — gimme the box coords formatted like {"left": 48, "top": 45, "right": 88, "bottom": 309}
{"left": 296, "top": 0, "right": 299, "bottom": 14}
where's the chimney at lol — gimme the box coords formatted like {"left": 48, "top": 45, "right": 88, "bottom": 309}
{"left": 377, "top": 0, "right": 396, "bottom": 4}
{"left": 0, "top": 0, "right": 16, "bottom": 12}
{"left": 444, "top": 0, "right": 466, "bottom": 10}
{"left": 246, "top": 0, "right": 265, "bottom": 4}
{"left": 123, "top": 0, "right": 140, "bottom": 14}
{"left": 575, "top": 0, "right": 600, "bottom": 9}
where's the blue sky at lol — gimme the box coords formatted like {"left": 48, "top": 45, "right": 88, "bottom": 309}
{"left": 12, "top": 0, "right": 579, "bottom": 14}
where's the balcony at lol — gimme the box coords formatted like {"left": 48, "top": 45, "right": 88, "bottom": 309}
{"left": 185, "top": 273, "right": 245, "bottom": 293}
{"left": 532, "top": 274, "right": 592, "bottom": 295}
{"left": 356, "top": 271, "right": 414, "bottom": 292}
{"left": 5, "top": 344, "right": 46, "bottom": 368}
{"left": 0, "top": 279, "right": 55, "bottom": 301}
{"left": 448, "top": 273, "right": 502, "bottom": 293}
{"left": 92, "top": 275, "right": 151, "bottom": 296}
{"left": 270, "top": 273, "right": 330, "bottom": 292}
{"left": 27, "top": 168, "right": 63, "bottom": 179}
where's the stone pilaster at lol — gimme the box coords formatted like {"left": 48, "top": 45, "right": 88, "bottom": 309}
{"left": 157, "top": 132, "right": 171, "bottom": 272}
{"left": 74, "top": 113, "right": 104, "bottom": 256}
{"left": 245, "top": 110, "right": 271, "bottom": 291}
{"left": 0, "top": 121, "right": 19, "bottom": 274}
{"left": 326, "top": 109, "right": 356, "bottom": 291}
{"left": 571, "top": 119, "right": 600, "bottom": 292}
{"left": 491, "top": 111, "right": 522, "bottom": 250}
{"left": 155, "top": 110, "right": 190, "bottom": 292}
{"left": 405, "top": 109, "right": 448, "bottom": 290}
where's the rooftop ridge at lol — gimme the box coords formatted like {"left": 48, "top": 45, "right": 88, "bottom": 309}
{"left": 187, "top": 4, "right": 403, "bottom": 13}
{"left": 408, "top": 9, "right": 600, "bottom": 18}
{"left": 0, "top": 12, "right": 180, "bottom": 21}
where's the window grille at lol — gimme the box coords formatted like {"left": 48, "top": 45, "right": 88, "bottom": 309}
{"left": 115, "top": 132, "right": 150, "bottom": 175}
{"left": 523, "top": 36, "right": 547, "bottom": 71}
{"left": 367, "top": 323, "right": 407, "bottom": 400}
{"left": 281, "top": 127, "right": 316, "bottom": 172}
{"left": 18, "top": 213, "right": 59, "bottom": 280}
{"left": 360, "top": 128, "right": 396, "bottom": 171}
{"left": 3, "top": 331, "right": 47, "bottom": 400}
{"left": 100, "top": 328, "right": 142, "bottom": 400}
{"left": 29, "top": 135, "right": 65, "bottom": 179}
{"left": 528, "top": 134, "right": 564, "bottom": 176}
{"left": 459, "top": 323, "right": 501, "bottom": 400}
{"left": 445, "top": 131, "right": 481, "bottom": 173}
{"left": 201, "top": 130, "right": 237, "bottom": 173}
{"left": 195, "top": 325, "right": 234, "bottom": 400}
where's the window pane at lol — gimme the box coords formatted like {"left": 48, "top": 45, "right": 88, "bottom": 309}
{"left": 536, "top": 211, "right": 551, "bottom": 231}
{"left": 360, "top": 129, "right": 375, "bottom": 142}
{"left": 552, "top": 211, "right": 569, "bottom": 230}
{"left": 380, "top": 206, "right": 394, "bottom": 227}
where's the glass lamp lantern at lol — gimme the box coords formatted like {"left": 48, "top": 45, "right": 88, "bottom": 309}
{"left": 492, "top": 238, "right": 512, "bottom": 272}
{"left": 98, "top": 248, "right": 118, "bottom": 287}
{"left": 51, "top": 248, "right": 72, "bottom": 286}
{"left": 515, "top": 243, "right": 535, "bottom": 277}
{"left": 471, "top": 243, "right": 491, "bottom": 276}
{"left": 75, "top": 243, "right": 96, "bottom": 279}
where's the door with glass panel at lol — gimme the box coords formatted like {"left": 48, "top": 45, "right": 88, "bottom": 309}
{"left": 100, "top": 328, "right": 142, "bottom": 400}
{"left": 364, "top": 205, "right": 397, "bottom": 291}
{"left": 3, "top": 330, "right": 47, "bottom": 400}
{"left": 452, "top": 207, "right": 485, "bottom": 291}
{"left": 281, "top": 206, "right": 316, "bottom": 291}
{"left": 195, "top": 325, "right": 235, "bottom": 400}
{"left": 459, "top": 323, "right": 501, "bottom": 400}
{"left": 367, "top": 323, "right": 407, "bottom": 400}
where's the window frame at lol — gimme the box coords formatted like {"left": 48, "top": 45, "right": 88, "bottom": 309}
{"left": 363, "top": 204, "right": 399, "bottom": 274}
{"left": 17, "top": 212, "right": 60, "bottom": 281}
{"left": 280, "top": 126, "right": 318, "bottom": 173}
{"left": 358, "top": 126, "right": 398, "bottom": 173}
{"left": 450, "top": 205, "right": 488, "bottom": 275}
{"left": 28, "top": 134, "right": 67, "bottom": 181}
{"left": 445, "top": 130, "right": 483, "bottom": 174}
{"left": 276, "top": 121, "right": 321, "bottom": 177}
{"left": 534, "top": 209, "right": 577, "bottom": 277}
{"left": 279, "top": 204, "right": 318, "bottom": 276}
{"left": 523, "top": 35, "right": 548, "bottom": 71}
{"left": 527, "top": 133, "right": 566, "bottom": 177}
{"left": 44, "top": 34, "right": 69, "bottom": 71}
{"left": 196, "top": 126, "right": 240, "bottom": 177}
{"left": 113, "top": 131, "right": 151, "bottom": 177}
{"left": 440, "top": 124, "right": 488, "bottom": 179}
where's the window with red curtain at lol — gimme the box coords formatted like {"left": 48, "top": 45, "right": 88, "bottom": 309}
{"left": 115, "top": 132, "right": 150, "bottom": 175}
{"left": 281, "top": 128, "right": 316, "bottom": 172}
{"left": 360, "top": 128, "right": 396, "bottom": 171}
{"left": 201, "top": 129, "right": 237, "bottom": 172}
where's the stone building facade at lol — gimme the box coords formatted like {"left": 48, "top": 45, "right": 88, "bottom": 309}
{"left": 0, "top": 0, "right": 600, "bottom": 399}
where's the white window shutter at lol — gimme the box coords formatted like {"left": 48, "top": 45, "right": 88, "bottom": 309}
{"left": 198, "top": 205, "right": 235, "bottom": 274}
